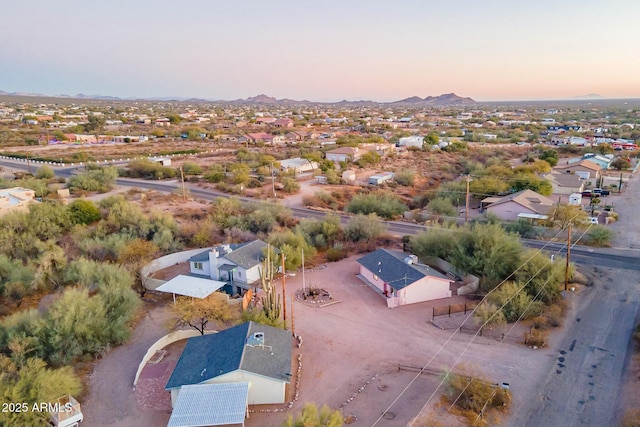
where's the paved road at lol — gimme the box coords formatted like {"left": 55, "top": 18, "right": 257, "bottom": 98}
{"left": 508, "top": 171, "right": 640, "bottom": 427}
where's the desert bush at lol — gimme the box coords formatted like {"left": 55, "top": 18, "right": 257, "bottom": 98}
{"left": 326, "top": 243, "right": 347, "bottom": 262}
{"left": 281, "top": 177, "right": 300, "bottom": 193}
{"left": 394, "top": 169, "right": 416, "bottom": 186}
{"left": 346, "top": 192, "right": 407, "bottom": 219}
{"left": 68, "top": 199, "right": 101, "bottom": 224}
{"left": 587, "top": 226, "right": 613, "bottom": 247}
{"left": 531, "top": 315, "right": 549, "bottom": 330}
{"left": 546, "top": 302, "right": 565, "bottom": 327}
{"left": 344, "top": 214, "right": 386, "bottom": 242}
{"left": 282, "top": 403, "right": 343, "bottom": 427}
{"left": 488, "top": 282, "right": 543, "bottom": 322}
{"left": 523, "top": 328, "right": 547, "bottom": 347}
{"left": 474, "top": 302, "right": 507, "bottom": 327}
{"left": 35, "top": 165, "right": 55, "bottom": 179}
{"left": 181, "top": 162, "right": 203, "bottom": 175}
{"left": 203, "top": 165, "right": 225, "bottom": 183}
{"left": 445, "top": 367, "right": 511, "bottom": 424}
{"left": 426, "top": 197, "right": 457, "bottom": 217}
{"left": 68, "top": 166, "right": 118, "bottom": 193}
{"left": 124, "top": 159, "right": 176, "bottom": 180}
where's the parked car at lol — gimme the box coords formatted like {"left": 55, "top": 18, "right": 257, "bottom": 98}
{"left": 582, "top": 190, "right": 593, "bottom": 197}
{"left": 600, "top": 189, "right": 610, "bottom": 196}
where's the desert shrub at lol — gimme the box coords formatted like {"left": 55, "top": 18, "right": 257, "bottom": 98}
{"left": 203, "top": 165, "right": 225, "bottom": 183}
{"left": 181, "top": 162, "right": 203, "bottom": 175}
{"left": 282, "top": 403, "right": 343, "bottom": 427}
{"left": 281, "top": 177, "right": 300, "bottom": 193}
{"left": 346, "top": 192, "right": 407, "bottom": 219}
{"left": 488, "top": 282, "right": 543, "bottom": 322}
{"left": 68, "top": 166, "right": 118, "bottom": 193}
{"left": 531, "top": 315, "right": 549, "bottom": 330}
{"left": 395, "top": 169, "right": 416, "bottom": 186}
{"left": 474, "top": 302, "right": 507, "bottom": 327}
{"left": 35, "top": 165, "right": 55, "bottom": 179}
{"left": 426, "top": 197, "right": 457, "bottom": 217}
{"left": 326, "top": 244, "right": 347, "bottom": 262}
{"left": 124, "top": 159, "right": 176, "bottom": 179}
{"left": 68, "top": 199, "right": 101, "bottom": 224}
{"left": 523, "top": 328, "right": 547, "bottom": 347}
{"left": 445, "top": 368, "right": 511, "bottom": 423}
{"left": 344, "top": 214, "right": 386, "bottom": 242}
{"left": 587, "top": 226, "right": 613, "bottom": 247}
{"left": 546, "top": 302, "right": 565, "bottom": 327}
{"left": 505, "top": 220, "right": 538, "bottom": 238}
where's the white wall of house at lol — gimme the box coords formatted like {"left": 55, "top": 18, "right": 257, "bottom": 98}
{"left": 208, "top": 370, "right": 286, "bottom": 405}
{"left": 189, "top": 259, "right": 211, "bottom": 277}
{"left": 208, "top": 251, "right": 221, "bottom": 280}
{"left": 170, "top": 370, "right": 286, "bottom": 407}
{"left": 399, "top": 276, "right": 451, "bottom": 305}
{"left": 244, "top": 265, "right": 261, "bottom": 285}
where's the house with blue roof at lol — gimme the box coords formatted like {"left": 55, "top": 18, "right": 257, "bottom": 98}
{"left": 165, "top": 321, "right": 292, "bottom": 407}
{"left": 357, "top": 249, "right": 452, "bottom": 308}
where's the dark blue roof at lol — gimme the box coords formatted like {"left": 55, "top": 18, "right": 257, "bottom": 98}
{"left": 165, "top": 321, "right": 292, "bottom": 390}
{"left": 357, "top": 249, "right": 448, "bottom": 291}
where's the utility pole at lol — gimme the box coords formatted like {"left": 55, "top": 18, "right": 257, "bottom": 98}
{"left": 301, "top": 247, "right": 306, "bottom": 295}
{"left": 271, "top": 162, "right": 277, "bottom": 199}
{"left": 465, "top": 175, "right": 471, "bottom": 224}
{"left": 179, "top": 165, "right": 186, "bottom": 202}
{"left": 565, "top": 223, "right": 572, "bottom": 291}
{"left": 290, "top": 291, "right": 295, "bottom": 336}
{"left": 281, "top": 252, "right": 287, "bottom": 328}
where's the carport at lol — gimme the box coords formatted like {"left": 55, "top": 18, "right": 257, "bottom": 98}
{"left": 167, "top": 382, "right": 249, "bottom": 427}
{"left": 156, "top": 274, "right": 226, "bottom": 304}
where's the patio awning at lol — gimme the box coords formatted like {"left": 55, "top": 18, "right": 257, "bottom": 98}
{"left": 218, "top": 264, "right": 237, "bottom": 272}
{"left": 168, "top": 382, "right": 249, "bottom": 427}
{"left": 156, "top": 275, "right": 226, "bottom": 299}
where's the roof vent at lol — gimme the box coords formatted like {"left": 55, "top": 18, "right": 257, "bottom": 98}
{"left": 247, "top": 332, "right": 265, "bottom": 347}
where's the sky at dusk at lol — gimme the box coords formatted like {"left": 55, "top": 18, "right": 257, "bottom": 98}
{"left": 2, "top": 0, "right": 640, "bottom": 102}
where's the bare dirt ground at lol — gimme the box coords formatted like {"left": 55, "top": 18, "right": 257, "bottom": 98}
{"left": 81, "top": 298, "right": 174, "bottom": 427}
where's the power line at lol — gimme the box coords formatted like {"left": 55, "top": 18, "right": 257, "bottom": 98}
{"left": 416, "top": 221, "right": 594, "bottom": 425}
{"left": 371, "top": 210, "right": 588, "bottom": 427}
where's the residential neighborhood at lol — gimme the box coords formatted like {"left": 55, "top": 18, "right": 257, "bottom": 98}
{"left": 1, "top": 90, "right": 640, "bottom": 427}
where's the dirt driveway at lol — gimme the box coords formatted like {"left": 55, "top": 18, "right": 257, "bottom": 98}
{"left": 247, "top": 257, "right": 559, "bottom": 427}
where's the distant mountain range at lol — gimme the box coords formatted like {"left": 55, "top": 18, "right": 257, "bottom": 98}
{"left": 0, "top": 89, "right": 476, "bottom": 106}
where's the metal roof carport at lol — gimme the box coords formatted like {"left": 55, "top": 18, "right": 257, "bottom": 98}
{"left": 167, "top": 382, "right": 249, "bottom": 427}
{"left": 155, "top": 275, "right": 226, "bottom": 304}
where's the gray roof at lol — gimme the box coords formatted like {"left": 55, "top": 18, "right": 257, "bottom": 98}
{"left": 165, "top": 321, "right": 292, "bottom": 390}
{"left": 223, "top": 240, "right": 268, "bottom": 270}
{"left": 167, "top": 382, "right": 248, "bottom": 427}
{"left": 357, "top": 249, "right": 449, "bottom": 291}
{"left": 188, "top": 249, "right": 210, "bottom": 262}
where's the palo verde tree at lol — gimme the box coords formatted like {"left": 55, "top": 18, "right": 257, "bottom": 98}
{"left": 173, "top": 294, "right": 237, "bottom": 335}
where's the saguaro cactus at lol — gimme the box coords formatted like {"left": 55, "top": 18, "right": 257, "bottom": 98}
{"left": 260, "top": 247, "right": 281, "bottom": 321}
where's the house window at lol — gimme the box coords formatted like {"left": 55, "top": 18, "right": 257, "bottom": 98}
{"left": 237, "top": 271, "right": 242, "bottom": 278}
{"left": 194, "top": 262, "right": 203, "bottom": 270}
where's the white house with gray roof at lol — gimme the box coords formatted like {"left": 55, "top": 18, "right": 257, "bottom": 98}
{"left": 357, "top": 249, "right": 452, "bottom": 308}
{"left": 188, "top": 240, "right": 268, "bottom": 296}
